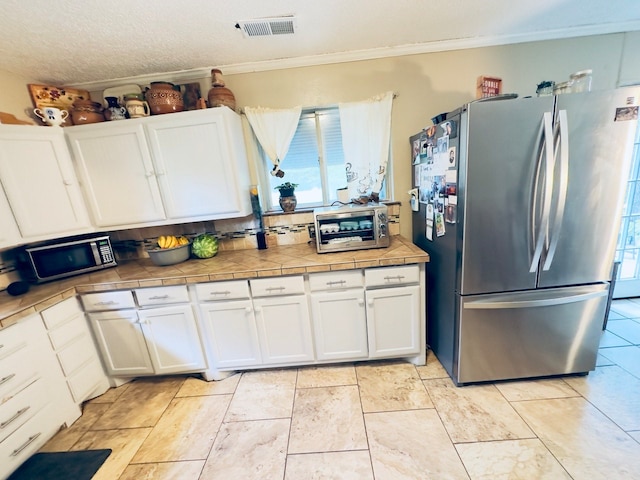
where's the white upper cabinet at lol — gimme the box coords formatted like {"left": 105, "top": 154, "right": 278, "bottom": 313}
{"left": 0, "top": 186, "right": 20, "bottom": 249}
{"left": 65, "top": 107, "right": 252, "bottom": 229}
{"left": 0, "top": 125, "right": 92, "bottom": 241}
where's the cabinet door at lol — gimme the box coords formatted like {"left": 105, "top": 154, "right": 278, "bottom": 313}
{"left": 138, "top": 304, "right": 206, "bottom": 374}
{"left": 0, "top": 126, "right": 91, "bottom": 239}
{"left": 0, "top": 185, "right": 20, "bottom": 248}
{"left": 253, "top": 295, "right": 314, "bottom": 365}
{"left": 88, "top": 309, "right": 154, "bottom": 375}
{"left": 144, "top": 108, "right": 251, "bottom": 220}
{"left": 310, "top": 290, "right": 368, "bottom": 361}
{"left": 66, "top": 122, "right": 166, "bottom": 227}
{"left": 366, "top": 285, "right": 421, "bottom": 358}
{"left": 199, "top": 299, "right": 262, "bottom": 368}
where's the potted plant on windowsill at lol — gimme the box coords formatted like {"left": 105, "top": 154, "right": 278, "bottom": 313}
{"left": 275, "top": 182, "right": 298, "bottom": 212}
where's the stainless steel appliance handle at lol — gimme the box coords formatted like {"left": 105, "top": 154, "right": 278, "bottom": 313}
{"left": 464, "top": 289, "right": 608, "bottom": 309}
{"left": 529, "top": 112, "right": 554, "bottom": 273}
{"left": 90, "top": 241, "right": 101, "bottom": 265}
{"left": 543, "top": 109, "right": 569, "bottom": 271}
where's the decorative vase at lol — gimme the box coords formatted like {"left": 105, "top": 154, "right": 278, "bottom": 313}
{"left": 145, "top": 82, "right": 184, "bottom": 115}
{"left": 104, "top": 96, "right": 127, "bottom": 121}
{"left": 70, "top": 99, "right": 105, "bottom": 125}
{"left": 279, "top": 195, "right": 297, "bottom": 212}
{"left": 207, "top": 69, "right": 236, "bottom": 111}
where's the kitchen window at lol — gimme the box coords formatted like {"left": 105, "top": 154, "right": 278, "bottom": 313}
{"left": 256, "top": 107, "right": 388, "bottom": 211}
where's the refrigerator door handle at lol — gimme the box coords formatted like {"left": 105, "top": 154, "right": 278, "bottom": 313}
{"left": 463, "top": 289, "right": 608, "bottom": 309}
{"left": 542, "top": 109, "right": 569, "bottom": 271}
{"left": 529, "top": 111, "right": 554, "bottom": 273}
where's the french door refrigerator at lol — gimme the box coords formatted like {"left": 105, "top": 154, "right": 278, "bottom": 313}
{"left": 411, "top": 88, "right": 639, "bottom": 385}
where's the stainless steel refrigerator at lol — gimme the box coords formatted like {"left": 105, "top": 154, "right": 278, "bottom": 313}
{"left": 410, "top": 88, "right": 639, "bottom": 385}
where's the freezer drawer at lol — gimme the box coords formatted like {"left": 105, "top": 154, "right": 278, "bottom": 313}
{"left": 457, "top": 284, "right": 608, "bottom": 384}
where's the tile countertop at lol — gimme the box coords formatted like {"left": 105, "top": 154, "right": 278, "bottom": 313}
{"left": 0, "top": 236, "right": 428, "bottom": 329}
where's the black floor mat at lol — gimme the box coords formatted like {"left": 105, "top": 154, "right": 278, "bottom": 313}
{"left": 8, "top": 449, "right": 112, "bottom": 480}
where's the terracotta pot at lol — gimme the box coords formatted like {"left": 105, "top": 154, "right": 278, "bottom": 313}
{"left": 145, "top": 82, "right": 184, "bottom": 115}
{"left": 279, "top": 195, "right": 297, "bottom": 213}
{"left": 208, "top": 86, "right": 236, "bottom": 111}
{"left": 70, "top": 99, "right": 105, "bottom": 125}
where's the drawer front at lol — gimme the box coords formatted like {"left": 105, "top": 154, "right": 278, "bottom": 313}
{"left": 0, "top": 345, "right": 38, "bottom": 404}
{"left": 40, "top": 297, "right": 82, "bottom": 330}
{"left": 47, "top": 312, "right": 88, "bottom": 351}
{"left": 195, "top": 280, "right": 250, "bottom": 301}
{"left": 57, "top": 334, "right": 95, "bottom": 377}
{"left": 365, "top": 265, "right": 420, "bottom": 287}
{"left": 0, "top": 323, "right": 29, "bottom": 361}
{"left": 308, "top": 270, "right": 363, "bottom": 292}
{"left": 250, "top": 275, "right": 305, "bottom": 297}
{"left": 0, "top": 378, "right": 46, "bottom": 444}
{"left": 67, "top": 358, "right": 104, "bottom": 404}
{"left": 80, "top": 291, "right": 135, "bottom": 311}
{"left": 0, "top": 403, "right": 58, "bottom": 480}
{"left": 135, "top": 286, "right": 190, "bottom": 306}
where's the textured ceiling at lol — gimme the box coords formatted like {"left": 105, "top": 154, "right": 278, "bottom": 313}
{"left": 1, "top": 0, "right": 640, "bottom": 87}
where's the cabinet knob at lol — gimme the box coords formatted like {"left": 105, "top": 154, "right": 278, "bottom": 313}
{"left": 254, "top": 306, "right": 262, "bottom": 313}
{"left": 368, "top": 299, "right": 374, "bottom": 307}
{"left": 245, "top": 306, "right": 252, "bottom": 313}
{"left": 358, "top": 299, "right": 365, "bottom": 306}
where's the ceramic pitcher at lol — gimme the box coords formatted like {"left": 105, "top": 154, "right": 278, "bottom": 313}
{"left": 34, "top": 107, "right": 68, "bottom": 127}
{"left": 123, "top": 95, "right": 150, "bottom": 118}
{"left": 104, "top": 96, "right": 127, "bottom": 120}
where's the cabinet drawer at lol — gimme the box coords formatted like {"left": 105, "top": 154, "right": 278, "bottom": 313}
{"left": 67, "top": 358, "right": 104, "bottom": 404}
{"left": 365, "top": 265, "right": 420, "bottom": 287}
{"left": 195, "top": 280, "right": 250, "bottom": 301}
{"left": 0, "top": 344, "right": 37, "bottom": 404}
{"left": 309, "top": 270, "right": 363, "bottom": 292}
{"left": 40, "top": 297, "right": 83, "bottom": 330}
{"left": 0, "top": 323, "right": 28, "bottom": 361}
{"left": 135, "top": 286, "right": 189, "bottom": 306}
{"left": 0, "top": 378, "right": 46, "bottom": 444}
{"left": 250, "top": 275, "right": 305, "bottom": 297}
{"left": 47, "top": 312, "right": 88, "bottom": 351}
{"left": 57, "top": 334, "right": 95, "bottom": 377}
{"left": 0, "top": 403, "right": 58, "bottom": 479}
{"left": 80, "top": 291, "right": 135, "bottom": 311}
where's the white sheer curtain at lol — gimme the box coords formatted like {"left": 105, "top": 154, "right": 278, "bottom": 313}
{"left": 339, "top": 91, "right": 393, "bottom": 200}
{"left": 244, "top": 106, "right": 302, "bottom": 177}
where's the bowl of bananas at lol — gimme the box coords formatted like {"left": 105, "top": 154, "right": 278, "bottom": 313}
{"left": 147, "top": 235, "right": 191, "bottom": 266}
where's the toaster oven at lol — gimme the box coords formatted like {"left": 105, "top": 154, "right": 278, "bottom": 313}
{"left": 313, "top": 204, "right": 389, "bottom": 253}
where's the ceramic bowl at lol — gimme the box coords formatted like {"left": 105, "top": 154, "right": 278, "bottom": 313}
{"left": 147, "top": 243, "right": 191, "bottom": 266}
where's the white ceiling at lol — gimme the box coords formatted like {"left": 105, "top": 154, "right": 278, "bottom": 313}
{"left": 2, "top": 0, "right": 640, "bottom": 88}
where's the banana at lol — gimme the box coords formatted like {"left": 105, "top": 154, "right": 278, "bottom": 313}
{"left": 158, "top": 235, "right": 167, "bottom": 249}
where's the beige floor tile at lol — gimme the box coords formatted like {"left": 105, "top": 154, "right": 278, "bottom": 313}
{"left": 91, "top": 377, "right": 184, "bottom": 429}
{"left": 288, "top": 385, "right": 367, "bottom": 454}
{"left": 357, "top": 361, "right": 433, "bottom": 412}
{"left": 71, "top": 427, "right": 152, "bottom": 480}
{"left": 87, "top": 383, "right": 130, "bottom": 404}
{"left": 119, "top": 460, "right": 205, "bottom": 480}
{"left": 224, "top": 369, "right": 297, "bottom": 421}
{"left": 40, "top": 403, "right": 111, "bottom": 452}
{"left": 132, "top": 394, "right": 232, "bottom": 462}
{"left": 494, "top": 378, "right": 579, "bottom": 401}
{"left": 416, "top": 350, "right": 450, "bottom": 379}
{"left": 629, "top": 431, "right": 640, "bottom": 443}
{"left": 425, "top": 378, "right": 534, "bottom": 443}
{"left": 296, "top": 364, "right": 357, "bottom": 388}
{"left": 598, "top": 346, "right": 640, "bottom": 378}
{"left": 176, "top": 373, "right": 240, "bottom": 397}
{"left": 564, "top": 365, "right": 640, "bottom": 431}
{"left": 285, "top": 451, "right": 374, "bottom": 480}
{"left": 596, "top": 352, "right": 616, "bottom": 366}
{"left": 456, "top": 439, "right": 571, "bottom": 479}
{"left": 201, "top": 419, "right": 289, "bottom": 480}
{"left": 512, "top": 397, "right": 640, "bottom": 479}
{"left": 365, "top": 409, "right": 469, "bottom": 479}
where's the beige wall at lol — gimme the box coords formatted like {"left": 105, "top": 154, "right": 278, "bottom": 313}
{"left": 2, "top": 32, "right": 639, "bottom": 239}
{"left": 0, "top": 70, "right": 38, "bottom": 123}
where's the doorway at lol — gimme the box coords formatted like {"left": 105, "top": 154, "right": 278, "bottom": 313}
{"left": 613, "top": 121, "right": 640, "bottom": 299}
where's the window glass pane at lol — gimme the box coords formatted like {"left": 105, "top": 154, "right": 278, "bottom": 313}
{"left": 319, "top": 110, "right": 346, "bottom": 202}
{"left": 267, "top": 115, "right": 320, "bottom": 207}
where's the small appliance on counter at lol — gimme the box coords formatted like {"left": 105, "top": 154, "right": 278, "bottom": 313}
{"left": 313, "top": 203, "right": 389, "bottom": 253}
{"left": 22, "top": 235, "right": 117, "bottom": 283}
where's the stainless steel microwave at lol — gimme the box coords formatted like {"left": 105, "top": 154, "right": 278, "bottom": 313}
{"left": 25, "top": 235, "right": 117, "bottom": 283}
{"left": 313, "top": 204, "right": 390, "bottom": 253}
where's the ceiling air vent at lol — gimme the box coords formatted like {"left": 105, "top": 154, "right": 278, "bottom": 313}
{"left": 236, "top": 16, "right": 296, "bottom": 38}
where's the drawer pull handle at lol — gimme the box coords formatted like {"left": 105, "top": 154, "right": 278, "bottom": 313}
{"left": 326, "top": 280, "right": 346, "bottom": 286}
{"left": 1, "top": 406, "right": 30, "bottom": 429}
{"left": 209, "top": 291, "right": 231, "bottom": 296}
{"left": 95, "top": 301, "right": 118, "bottom": 306}
{"left": 148, "top": 295, "right": 170, "bottom": 300}
{"left": 0, "top": 373, "right": 16, "bottom": 387}
{"left": 383, "top": 275, "right": 405, "bottom": 282}
{"left": 266, "top": 286, "right": 286, "bottom": 292}
{"left": 11, "top": 432, "right": 41, "bottom": 457}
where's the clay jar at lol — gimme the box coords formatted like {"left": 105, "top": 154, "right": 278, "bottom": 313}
{"left": 123, "top": 93, "right": 150, "bottom": 118}
{"left": 70, "top": 99, "right": 105, "bottom": 125}
{"left": 145, "top": 82, "right": 184, "bottom": 115}
{"left": 207, "top": 69, "right": 236, "bottom": 111}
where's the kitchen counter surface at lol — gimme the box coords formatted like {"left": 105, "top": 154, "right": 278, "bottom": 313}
{"left": 0, "top": 235, "right": 428, "bottom": 329}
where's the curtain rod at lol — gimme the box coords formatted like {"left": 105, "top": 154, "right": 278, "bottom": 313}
{"left": 237, "top": 92, "right": 397, "bottom": 115}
